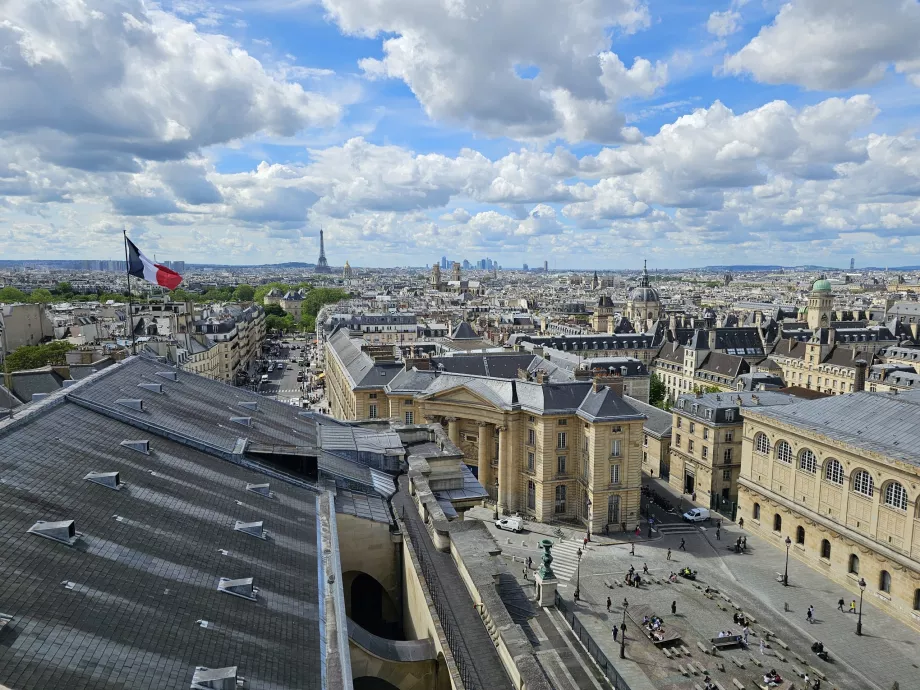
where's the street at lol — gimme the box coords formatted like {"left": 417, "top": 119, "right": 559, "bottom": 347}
{"left": 256, "top": 334, "right": 327, "bottom": 411}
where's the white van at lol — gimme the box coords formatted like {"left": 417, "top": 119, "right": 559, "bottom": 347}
{"left": 495, "top": 515, "right": 524, "bottom": 533}
{"left": 682, "top": 507, "right": 710, "bottom": 523}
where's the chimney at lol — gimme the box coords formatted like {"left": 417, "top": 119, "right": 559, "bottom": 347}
{"left": 751, "top": 394, "right": 760, "bottom": 405}
{"left": 708, "top": 329, "right": 717, "bottom": 350}
{"left": 605, "top": 378, "right": 624, "bottom": 397}
{"left": 854, "top": 359, "right": 868, "bottom": 392}
{"left": 535, "top": 370, "right": 546, "bottom": 384}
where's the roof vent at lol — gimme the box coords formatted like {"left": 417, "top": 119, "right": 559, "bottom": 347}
{"left": 156, "top": 371, "right": 179, "bottom": 382}
{"left": 217, "top": 577, "right": 258, "bottom": 601}
{"left": 238, "top": 401, "right": 258, "bottom": 411}
{"left": 234, "top": 520, "right": 265, "bottom": 539}
{"left": 116, "top": 398, "right": 144, "bottom": 412}
{"left": 85, "top": 472, "right": 122, "bottom": 490}
{"left": 190, "top": 666, "right": 239, "bottom": 690}
{"left": 230, "top": 416, "right": 252, "bottom": 427}
{"left": 245, "top": 483, "right": 272, "bottom": 498}
{"left": 28, "top": 520, "right": 80, "bottom": 546}
{"left": 32, "top": 393, "right": 49, "bottom": 402}
{"left": 121, "top": 439, "right": 150, "bottom": 454}
{"left": 138, "top": 382, "right": 164, "bottom": 394}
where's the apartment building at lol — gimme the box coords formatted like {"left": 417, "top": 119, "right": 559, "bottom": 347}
{"left": 625, "top": 396, "right": 672, "bottom": 480}
{"left": 0, "top": 303, "right": 54, "bottom": 364}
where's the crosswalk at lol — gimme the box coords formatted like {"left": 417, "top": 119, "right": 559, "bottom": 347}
{"left": 547, "top": 540, "right": 583, "bottom": 583}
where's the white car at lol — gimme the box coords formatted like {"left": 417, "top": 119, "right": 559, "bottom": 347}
{"left": 682, "top": 507, "right": 710, "bottom": 522}
{"left": 494, "top": 516, "right": 524, "bottom": 533}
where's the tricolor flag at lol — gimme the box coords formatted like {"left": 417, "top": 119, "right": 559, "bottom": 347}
{"left": 126, "top": 237, "right": 183, "bottom": 290}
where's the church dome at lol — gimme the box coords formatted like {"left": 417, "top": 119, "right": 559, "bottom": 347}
{"left": 628, "top": 286, "right": 660, "bottom": 303}
{"left": 812, "top": 277, "right": 832, "bottom": 293}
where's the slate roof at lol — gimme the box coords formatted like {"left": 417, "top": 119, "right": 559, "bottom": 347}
{"left": 697, "top": 352, "right": 751, "bottom": 378}
{"left": 576, "top": 387, "right": 646, "bottom": 423}
{"left": 674, "top": 390, "right": 797, "bottom": 423}
{"left": 449, "top": 321, "right": 479, "bottom": 340}
{"left": 9, "top": 368, "right": 66, "bottom": 402}
{"left": 69, "top": 357, "right": 116, "bottom": 381}
{"left": 623, "top": 396, "right": 672, "bottom": 438}
{"left": 746, "top": 390, "right": 920, "bottom": 467}
{"left": 433, "top": 354, "right": 535, "bottom": 378}
{"left": 0, "top": 401, "right": 321, "bottom": 690}
{"left": 326, "top": 329, "right": 404, "bottom": 390}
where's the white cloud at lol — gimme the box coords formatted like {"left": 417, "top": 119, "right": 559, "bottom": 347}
{"left": 724, "top": 0, "right": 920, "bottom": 89}
{"left": 706, "top": 10, "right": 741, "bottom": 38}
{"left": 325, "top": 0, "right": 662, "bottom": 143}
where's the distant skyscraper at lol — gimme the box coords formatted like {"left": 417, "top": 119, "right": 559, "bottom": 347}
{"left": 850, "top": 257, "right": 855, "bottom": 270}
{"left": 543, "top": 260, "right": 548, "bottom": 272}
{"left": 315, "top": 229, "right": 331, "bottom": 273}
{"left": 523, "top": 263, "right": 529, "bottom": 271}
{"left": 462, "top": 259, "right": 471, "bottom": 270}
{"left": 441, "top": 256, "right": 448, "bottom": 269}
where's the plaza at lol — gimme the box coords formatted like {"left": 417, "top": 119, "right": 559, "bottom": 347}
{"left": 474, "top": 476, "right": 918, "bottom": 690}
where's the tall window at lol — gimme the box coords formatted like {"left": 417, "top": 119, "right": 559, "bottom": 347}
{"left": 528, "top": 428, "right": 536, "bottom": 446}
{"left": 880, "top": 570, "right": 892, "bottom": 594}
{"left": 796, "top": 525, "right": 805, "bottom": 544}
{"left": 675, "top": 434, "right": 681, "bottom": 447}
{"left": 404, "top": 411, "right": 414, "bottom": 425}
{"left": 527, "top": 481, "right": 536, "bottom": 510}
{"left": 885, "top": 482, "right": 908, "bottom": 510}
{"left": 554, "top": 485, "right": 567, "bottom": 514}
{"left": 820, "top": 539, "right": 831, "bottom": 559}
{"left": 527, "top": 452, "right": 535, "bottom": 471}
{"left": 557, "top": 432, "right": 567, "bottom": 449}
{"left": 798, "top": 449, "right": 817, "bottom": 473}
{"left": 848, "top": 554, "right": 859, "bottom": 574}
{"left": 724, "top": 431, "right": 733, "bottom": 443}
{"left": 610, "top": 464, "right": 620, "bottom": 484}
{"left": 753, "top": 503, "right": 760, "bottom": 520}
{"left": 852, "top": 470, "right": 874, "bottom": 497}
{"left": 369, "top": 404, "right": 378, "bottom": 419}
{"left": 773, "top": 514, "right": 782, "bottom": 532}
{"left": 557, "top": 456, "right": 567, "bottom": 474}
{"left": 703, "top": 428, "right": 709, "bottom": 439}
{"left": 702, "top": 446, "right": 709, "bottom": 460}
{"left": 723, "top": 448, "right": 733, "bottom": 464}
{"left": 688, "top": 440, "right": 695, "bottom": 453}
{"left": 725, "top": 410, "right": 735, "bottom": 422}
{"left": 824, "top": 458, "right": 844, "bottom": 484}
{"left": 722, "top": 469, "right": 731, "bottom": 481}
{"left": 608, "top": 494, "right": 620, "bottom": 523}
{"left": 611, "top": 440, "right": 621, "bottom": 457}
{"left": 775, "top": 441, "right": 792, "bottom": 464}
{"left": 689, "top": 422, "right": 695, "bottom": 433}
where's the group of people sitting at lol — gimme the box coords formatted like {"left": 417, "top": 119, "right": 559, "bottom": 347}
{"left": 678, "top": 566, "right": 697, "bottom": 579}
{"left": 716, "top": 629, "right": 738, "bottom": 639}
{"left": 732, "top": 611, "right": 751, "bottom": 627}
{"left": 640, "top": 613, "right": 667, "bottom": 641}
{"left": 762, "top": 669, "right": 784, "bottom": 687}
{"left": 624, "top": 565, "right": 642, "bottom": 587}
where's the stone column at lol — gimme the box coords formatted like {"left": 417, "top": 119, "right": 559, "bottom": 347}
{"left": 477, "top": 421, "right": 493, "bottom": 489}
{"left": 447, "top": 417, "right": 461, "bottom": 447}
{"left": 496, "top": 424, "right": 509, "bottom": 514}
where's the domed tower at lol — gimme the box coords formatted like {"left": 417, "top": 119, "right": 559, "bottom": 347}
{"left": 807, "top": 275, "right": 833, "bottom": 330}
{"left": 626, "top": 260, "right": 660, "bottom": 331}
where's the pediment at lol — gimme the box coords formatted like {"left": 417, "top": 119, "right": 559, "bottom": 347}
{"left": 426, "top": 385, "right": 502, "bottom": 409}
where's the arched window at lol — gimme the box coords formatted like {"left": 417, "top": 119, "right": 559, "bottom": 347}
{"left": 884, "top": 482, "right": 908, "bottom": 511}
{"left": 755, "top": 432, "right": 770, "bottom": 455}
{"left": 880, "top": 570, "right": 892, "bottom": 593}
{"left": 852, "top": 470, "right": 874, "bottom": 497}
{"left": 753, "top": 503, "right": 761, "bottom": 520}
{"left": 527, "top": 481, "right": 536, "bottom": 510}
{"left": 848, "top": 554, "right": 859, "bottom": 575}
{"left": 773, "top": 514, "right": 782, "bottom": 532}
{"left": 824, "top": 458, "right": 844, "bottom": 484}
{"left": 798, "top": 449, "right": 817, "bottom": 473}
{"left": 796, "top": 526, "right": 805, "bottom": 544}
{"left": 820, "top": 539, "right": 831, "bottom": 559}
{"left": 775, "top": 441, "right": 793, "bottom": 464}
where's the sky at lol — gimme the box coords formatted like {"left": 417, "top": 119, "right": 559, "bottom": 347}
{"left": 2, "top": 0, "right": 920, "bottom": 269}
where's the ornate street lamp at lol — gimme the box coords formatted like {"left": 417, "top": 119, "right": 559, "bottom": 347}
{"left": 493, "top": 479, "right": 500, "bottom": 520}
{"left": 783, "top": 536, "right": 792, "bottom": 586}
{"left": 856, "top": 577, "right": 866, "bottom": 636}
{"left": 620, "top": 599, "right": 629, "bottom": 659}
{"left": 574, "top": 548, "right": 583, "bottom": 601}
{"left": 585, "top": 498, "right": 592, "bottom": 543}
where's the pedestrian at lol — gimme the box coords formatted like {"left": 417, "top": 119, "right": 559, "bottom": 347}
{"left": 743, "top": 625, "right": 749, "bottom": 645}
{"left": 583, "top": 536, "right": 588, "bottom": 549}
{"left": 671, "top": 600, "right": 677, "bottom": 615}
{"left": 527, "top": 556, "right": 533, "bottom": 569}
{"left": 635, "top": 525, "right": 640, "bottom": 537}
{"left": 607, "top": 596, "right": 612, "bottom": 612}
{"left": 692, "top": 491, "right": 697, "bottom": 502}
{"left": 742, "top": 536, "right": 747, "bottom": 549}
{"left": 667, "top": 548, "right": 672, "bottom": 561}
{"left": 806, "top": 605, "right": 813, "bottom": 624}
{"left": 718, "top": 519, "right": 722, "bottom": 529}
{"left": 612, "top": 626, "right": 618, "bottom": 642}
{"left": 837, "top": 597, "right": 845, "bottom": 612}
{"left": 679, "top": 538, "right": 686, "bottom": 551}
{"left": 523, "top": 567, "right": 528, "bottom": 581}
{"left": 716, "top": 527, "right": 721, "bottom": 540}
{"left": 739, "top": 517, "right": 744, "bottom": 529}
{"left": 760, "top": 638, "right": 765, "bottom": 655}
{"left": 643, "top": 563, "right": 649, "bottom": 574}
{"left": 849, "top": 600, "right": 856, "bottom": 614}
{"left": 631, "top": 542, "right": 635, "bottom": 556}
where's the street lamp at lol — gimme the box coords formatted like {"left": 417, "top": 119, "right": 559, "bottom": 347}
{"left": 783, "top": 536, "right": 792, "bottom": 586}
{"left": 574, "top": 548, "right": 583, "bottom": 601}
{"left": 493, "top": 479, "right": 500, "bottom": 520}
{"left": 585, "top": 498, "right": 592, "bottom": 543}
{"left": 620, "top": 599, "right": 629, "bottom": 659}
{"left": 856, "top": 577, "right": 866, "bottom": 636}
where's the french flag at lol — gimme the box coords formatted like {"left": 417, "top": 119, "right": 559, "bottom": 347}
{"left": 126, "top": 237, "right": 183, "bottom": 290}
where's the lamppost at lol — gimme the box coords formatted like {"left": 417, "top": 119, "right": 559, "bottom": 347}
{"left": 783, "top": 536, "right": 792, "bottom": 586}
{"left": 493, "top": 479, "right": 500, "bottom": 521}
{"left": 620, "top": 599, "right": 629, "bottom": 659}
{"left": 585, "top": 498, "right": 592, "bottom": 543}
{"left": 574, "top": 548, "right": 583, "bottom": 601}
{"left": 856, "top": 577, "right": 866, "bottom": 636}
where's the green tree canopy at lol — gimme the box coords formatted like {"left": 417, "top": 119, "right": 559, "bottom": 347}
{"left": 649, "top": 373, "right": 666, "bottom": 407}
{"left": 55, "top": 282, "right": 73, "bottom": 295}
{"left": 233, "top": 284, "right": 255, "bottom": 302}
{"left": 29, "top": 288, "right": 54, "bottom": 303}
{"left": 264, "top": 303, "right": 286, "bottom": 317}
{"left": 253, "top": 282, "right": 291, "bottom": 304}
{"left": 303, "top": 288, "right": 348, "bottom": 317}
{"left": 0, "top": 286, "right": 27, "bottom": 303}
{"left": 4, "top": 341, "right": 75, "bottom": 373}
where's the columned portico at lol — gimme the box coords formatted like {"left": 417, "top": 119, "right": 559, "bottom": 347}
{"left": 477, "top": 422, "right": 493, "bottom": 488}
{"left": 496, "top": 425, "right": 510, "bottom": 515}
{"left": 446, "top": 417, "right": 460, "bottom": 446}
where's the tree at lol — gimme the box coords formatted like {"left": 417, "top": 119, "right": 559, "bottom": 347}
{"left": 693, "top": 385, "right": 722, "bottom": 394}
{"left": 233, "top": 284, "right": 255, "bottom": 302}
{"left": 4, "top": 341, "right": 75, "bottom": 373}
{"left": 170, "top": 288, "right": 196, "bottom": 302}
{"left": 253, "top": 282, "right": 290, "bottom": 304}
{"left": 303, "top": 288, "right": 348, "bottom": 318}
{"left": 264, "top": 303, "right": 287, "bottom": 317}
{"left": 29, "top": 288, "right": 54, "bottom": 304}
{"left": 649, "top": 373, "right": 666, "bottom": 407}
{"left": 300, "top": 313, "right": 316, "bottom": 333}
{"left": 0, "top": 286, "right": 27, "bottom": 303}
{"left": 55, "top": 282, "right": 73, "bottom": 295}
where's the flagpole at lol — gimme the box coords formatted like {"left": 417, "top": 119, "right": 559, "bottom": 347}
{"left": 123, "top": 229, "right": 137, "bottom": 356}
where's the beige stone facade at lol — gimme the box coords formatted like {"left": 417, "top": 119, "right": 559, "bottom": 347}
{"left": 738, "top": 397, "right": 920, "bottom": 631}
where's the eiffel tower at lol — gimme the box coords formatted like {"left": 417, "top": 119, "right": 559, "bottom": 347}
{"left": 315, "top": 229, "right": 331, "bottom": 273}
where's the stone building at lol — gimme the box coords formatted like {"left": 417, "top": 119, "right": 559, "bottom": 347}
{"left": 738, "top": 391, "right": 920, "bottom": 631}
{"left": 768, "top": 334, "right": 871, "bottom": 395}
{"left": 590, "top": 295, "right": 615, "bottom": 333}
{"left": 670, "top": 391, "right": 796, "bottom": 508}
{"left": 625, "top": 261, "right": 660, "bottom": 332}
{"left": 625, "top": 396, "right": 672, "bottom": 480}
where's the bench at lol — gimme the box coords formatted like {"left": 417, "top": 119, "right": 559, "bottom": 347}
{"left": 678, "top": 664, "right": 690, "bottom": 677}
{"left": 748, "top": 654, "right": 762, "bottom": 668}
{"left": 711, "top": 635, "right": 744, "bottom": 650}
{"left": 680, "top": 644, "right": 691, "bottom": 656}
{"left": 662, "top": 647, "right": 672, "bottom": 659}
{"left": 760, "top": 628, "right": 775, "bottom": 639}
{"left": 774, "top": 652, "right": 786, "bottom": 663}
{"left": 692, "top": 661, "right": 707, "bottom": 675}
{"left": 793, "top": 653, "right": 806, "bottom": 664}
{"left": 716, "top": 662, "right": 725, "bottom": 673}
{"left": 774, "top": 638, "right": 789, "bottom": 650}
{"left": 809, "top": 666, "right": 827, "bottom": 680}
{"left": 791, "top": 665, "right": 804, "bottom": 678}
{"left": 732, "top": 678, "right": 745, "bottom": 689}
{"left": 698, "top": 641, "right": 710, "bottom": 655}
{"left": 728, "top": 656, "right": 745, "bottom": 669}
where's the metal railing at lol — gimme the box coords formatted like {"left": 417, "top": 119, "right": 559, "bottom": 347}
{"left": 555, "top": 590, "right": 632, "bottom": 690}
{"left": 402, "top": 506, "right": 481, "bottom": 690}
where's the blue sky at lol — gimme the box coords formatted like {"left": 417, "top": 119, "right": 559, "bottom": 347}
{"left": 2, "top": 0, "right": 920, "bottom": 268}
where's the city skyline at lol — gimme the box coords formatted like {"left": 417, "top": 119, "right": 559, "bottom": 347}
{"left": 3, "top": 1, "right": 920, "bottom": 268}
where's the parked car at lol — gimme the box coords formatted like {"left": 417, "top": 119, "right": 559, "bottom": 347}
{"left": 494, "top": 515, "right": 524, "bottom": 533}
{"left": 682, "top": 507, "right": 710, "bottom": 522}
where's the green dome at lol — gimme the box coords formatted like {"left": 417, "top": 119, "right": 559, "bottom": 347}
{"left": 812, "top": 277, "right": 832, "bottom": 292}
